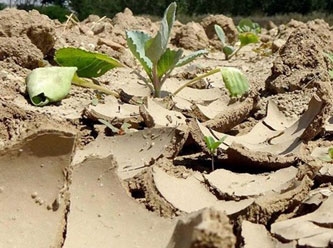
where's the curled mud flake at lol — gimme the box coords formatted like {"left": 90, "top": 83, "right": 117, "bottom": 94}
{"left": 271, "top": 195, "right": 333, "bottom": 247}
{"left": 241, "top": 220, "right": 289, "bottom": 247}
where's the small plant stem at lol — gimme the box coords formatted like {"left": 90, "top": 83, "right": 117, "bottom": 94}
{"left": 72, "top": 75, "right": 119, "bottom": 98}
{"left": 227, "top": 46, "right": 243, "bottom": 60}
{"left": 152, "top": 65, "right": 161, "bottom": 97}
{"left": 211, "top": 155, "right": 215, "bottom": 171}
{"left": 172, "top": 68, "right": 220, "bottom": 96}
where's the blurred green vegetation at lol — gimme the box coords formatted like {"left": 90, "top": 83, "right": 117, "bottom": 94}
{"left": 7, "top": 0, "right": 333, "bottom": 22}
{"left": 0, "top": 3, "right": 7, "bottom": 10}
{"left": 17, "top": 4, "right": 70, "bottom": 22}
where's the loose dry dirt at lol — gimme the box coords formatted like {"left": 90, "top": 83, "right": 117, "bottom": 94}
{"left": 1, "top": 7, "right": 333, "bottom": 248}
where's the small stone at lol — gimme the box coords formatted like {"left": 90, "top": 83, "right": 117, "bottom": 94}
{"left": 31, "top": 192, "right": 38, "bottom": 199}
{"left": 272, "top": 39, "right": 286, "bottom": 53}
{"left": 52, "top": 197, "right": 60, "bottom": 211}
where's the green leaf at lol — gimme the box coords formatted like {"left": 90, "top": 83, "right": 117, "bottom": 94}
{"left": 204, "top": 136, "right": 215, "bottom": 153}
{"left": 239, "top": 32, "right": 259, "bottom": 47}
{"left": 157, "top": 48, "right": 183, "bottom": 78}
{"left": 126, "top": 30, "right": 153, "bottom": 77}
{"left": 214, "top": 24, "right": 226, "bottom": 45}
{"left": 26, "top": 66, "right": 77, "bottom": 106}
{"left": 204, "top": 136, "right": 226, "bottom": 154}
{"left": 328, "top": 147, "right": 333, "bottom": 159}
{"left": 223, "top": 46, "right": 235, "bottom": 56}
{"left": 145, "top": 2, "right": 176, "bottom": 63}
{"left": 319, "top": 155, "right": 332, "bottom": 162}
{"left": 55, "top": 47, "right": 124, "bottom": 78}
{"left": 218, "top": 136, "right": 227, "bottom": 144}
{"left": 176, "top": 49, "right": 207, "bottom": 67}
{"left": 237, "top": 19, "right": 261, "bottom": 34}
{"left": 221, "top": 67, "right": 249, "bottom": 97}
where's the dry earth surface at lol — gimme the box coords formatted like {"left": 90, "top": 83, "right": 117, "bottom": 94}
{"left": 1, "top": 7, "right": 333, "bottom": 248}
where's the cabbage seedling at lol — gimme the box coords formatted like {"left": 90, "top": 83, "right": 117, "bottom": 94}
{"left": 126, "top": 2, "right": 207, "bottom": 97}
{"left": 204, "top": 135, "right": 226, "bottom": 171}
{"left": 215, "top": 19, "right": 260, "bottom": 60}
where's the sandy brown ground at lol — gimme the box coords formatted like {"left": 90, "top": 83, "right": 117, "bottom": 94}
{"left": 1, "top": 7, "right": 333, "bottom": 248}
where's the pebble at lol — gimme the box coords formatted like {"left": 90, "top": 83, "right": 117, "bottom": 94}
{"left": 31, "top": 192, "right": 38, "bottom": 199}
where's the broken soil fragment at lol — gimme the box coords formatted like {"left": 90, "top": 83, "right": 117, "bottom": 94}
{"left": 140, "top": 97, "right": 186, "bottom": 128}
{"left": 271, "top": 195, "right": 333, "bottom": 247}
{"left": 152, "top": 166, "right": 254, "bottom": 216}
{"left": 167, "top": 208, "right": 236, "bottom": 248}
{"left": 65, "top": 156, "right": 175, "bottom": 248}
{"left": 241, "top": 220, "right": 294, "bottom": 248}
{"left": 73, "top": 126, "right": 187, "bottom": 179}
{"left": 204, "top": 166, "right": 298, "bottom": 199}
{"left": 0, "top": 131, "right": 75, "bottom": 247}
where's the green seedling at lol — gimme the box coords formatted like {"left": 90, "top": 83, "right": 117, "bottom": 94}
{"left": 126, "top": 2, "right": 207, "bottom": 97}
{"left": 204, "top": 135, "right": 226, "bottom": 171}
{"left": 215, "top": 19, "right": 260, "bottom": 60}
{"left": 26, "top": 47, "right": 125, "bottom": 106}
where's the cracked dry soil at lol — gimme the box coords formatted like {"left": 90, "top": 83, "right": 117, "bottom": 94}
{"left": 1, "top": 7, "right": 333, "bottom": 248}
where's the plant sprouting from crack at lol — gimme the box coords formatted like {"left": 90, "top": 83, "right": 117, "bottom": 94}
{"left": 126, "top": 2, "right": 207, "bottom": 97}
{"left": 204, "top": 136, "right": 226, "bottom": 171}
{"left": 215, "top": 19, "right": 260, "bottom": 60}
